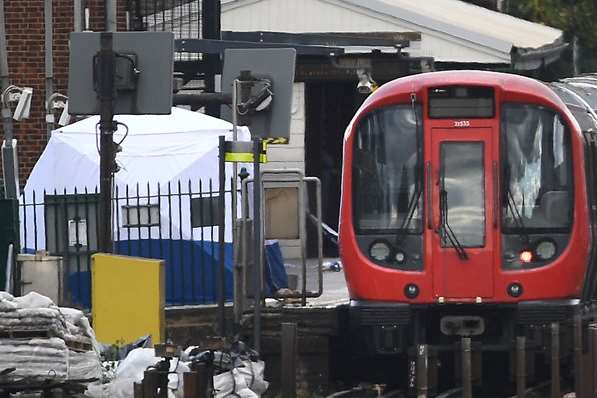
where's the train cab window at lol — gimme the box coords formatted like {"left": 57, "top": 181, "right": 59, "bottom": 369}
{"left": 353, "top": 104, "right": 423, "bottom": 232}
{"left": 501, "top": 103, "right": 573, "bottom": 268}
{"left": 353, "top": 104, "right": 424, "bottom": 270}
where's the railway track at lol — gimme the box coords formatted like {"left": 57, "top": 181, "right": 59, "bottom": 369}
{"left": 326, "top": 380, "right": 574, "bottom": 398}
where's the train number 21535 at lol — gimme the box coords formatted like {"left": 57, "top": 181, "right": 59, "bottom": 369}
{"left": 454, "top": 120, "right": 471, "bottom": 127}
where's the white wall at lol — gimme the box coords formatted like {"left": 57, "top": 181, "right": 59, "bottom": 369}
{"left": 263, "top": 82, "right": 305, "bottom": 173}
{"left": 264, "top": 82, "right": 305, "bottom": 259}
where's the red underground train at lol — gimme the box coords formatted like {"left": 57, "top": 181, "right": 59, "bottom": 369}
{"left": 338, "top": 70, "right": 597, "bottom": 386}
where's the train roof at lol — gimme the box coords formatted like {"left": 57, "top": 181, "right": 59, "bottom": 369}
{"left": 549, "top": 75, "right": 597, "bottom": 133}
{"left": 359, "top": 70, "right": 597, "bottom": 134}
{"left": 368, "top": 70, "right": 563, "bottom": 109}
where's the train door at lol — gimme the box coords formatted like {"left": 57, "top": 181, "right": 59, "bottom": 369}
{"left": 430, "top": 128, "right": 496, "bottom": 299}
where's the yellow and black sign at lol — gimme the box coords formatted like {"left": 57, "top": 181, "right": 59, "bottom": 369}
{"left": 224, "top": 140, "right": 268, "bottom": 163}
{"left": 263, "top": 137, "right": 289, "bottom": 145}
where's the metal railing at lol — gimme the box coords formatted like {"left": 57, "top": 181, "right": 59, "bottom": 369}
{"left": 127, "top": 0, "right": 201, "bottom": 61}
{"left": 19, "top": 179, "right": 235, "bottom": 308}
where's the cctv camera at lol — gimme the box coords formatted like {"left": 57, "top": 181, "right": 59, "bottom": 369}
{"left": 13, "top": 87, "right": 32, "bottom": 121}
{"left": 357, "top": 80, "right": 374, "bottom": 95}
{"left": 356, "top": 70, "right": 377, "bottom": 95}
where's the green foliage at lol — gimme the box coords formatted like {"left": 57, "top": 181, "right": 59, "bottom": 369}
{"left": 506, "top": 0, "right": 597, "bottom": 74}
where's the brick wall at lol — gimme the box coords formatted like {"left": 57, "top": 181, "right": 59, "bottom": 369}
{"left": 1, "top": 0, "right": 126, "bottom": 184}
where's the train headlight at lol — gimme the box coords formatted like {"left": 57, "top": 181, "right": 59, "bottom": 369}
{"left": 507, "top": 283, "right": 523, "bottom": 298}
{"left": 395, "top": 251, "right": 406, "bottom": 263}
{"left": 519, "top": 250, "right": 533, "bottom": 263}
{"left": 535, "top": 240, "right": 557, "bottom": 261}
{"left": 369, "top": 241, "right": 391, "bottom": 262}
{"left": 404, "top": 284, "right": 420, "bottom": 299}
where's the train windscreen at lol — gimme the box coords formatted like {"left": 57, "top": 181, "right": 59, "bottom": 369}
{"left": 353, "top": 104, "right": 423, "bottom": 233}
{"left": 501, "top": 103, "right": 572, "bottom": 232}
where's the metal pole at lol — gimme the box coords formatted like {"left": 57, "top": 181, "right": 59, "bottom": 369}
{"left": 98, "top": 32, "right": 115, "bottom": 253}
{"left": 417, "top": 344, "right": 429, "bottom": 398}
{"left": 573, "top": 36, "right": 580, "bottom": 77}
{"left": 0, "top": 0, "right": 18, "bottom": 200}
{"left": 183, "top": 372, "right": 198, "bottom": 398}
{"left": 195, "top": 362, "right": 213, "bottom": 398}
{"left": 575, "top": 313, "right": 584, "bottom": 398}
{"left": 44, "top": 0, "right": 54, "bottom": 140}
{"left": 74, "top": 0, "right": 85, "bottom": 32}
{"left": 462, "top": 337, "right": 472, "bottom": 398}
{"left": 218, "top": 135, "right": 226, "bottom": 337}
{"left": 252, "top": 138, "right": 262, "bottom": 353}
{"left": 281, "top": 323, "right": 297, "bottom": 398}
{"left": 0, "top": 0, "right": 8, "bottom": 93}
{"left": 133, "top": 382, "right": 143, "bottom": 398}
{"left": 105, "top": 0, "right": 117, "bottom": 32}
{"left": 551, "top": 323, "right": 561, "bottom": 398}
{"left": 591, "top": 324, "right": 597, "bottom": 398}
{"left": 4, "top": 243, "right": 12, "bottom": 293}
{"left": 516, "top": 336, "right": 526, "bottom": 398}
{"left": 232, "top": 79, "right": 241, "bottom": 329}
{"left": 299, "top": 176, "right": 307, "bottom": 306}
{"left": 201, "top": 0, "right": 221, "bottom": 117}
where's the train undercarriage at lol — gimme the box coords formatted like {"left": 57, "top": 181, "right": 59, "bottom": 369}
{"left": 335, "top": 300, "right": 597, "bottom": 396}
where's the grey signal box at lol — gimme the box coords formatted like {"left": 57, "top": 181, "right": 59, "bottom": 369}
{"left": 68, "top": 32, "right": 174, "bottom": 115}
{"left": 221, "top": 48, "right": 296, "bottom": 141}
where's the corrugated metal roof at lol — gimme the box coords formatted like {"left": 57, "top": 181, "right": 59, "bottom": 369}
{"left": 340, "top": 0, "right": 563, "bottom": 52}
{"left": 221, "top": 0, "right": 564, "bottom": 64}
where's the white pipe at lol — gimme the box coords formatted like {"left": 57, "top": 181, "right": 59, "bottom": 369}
{"left": 4, "top": 243, "right": 13, "bottom": 293}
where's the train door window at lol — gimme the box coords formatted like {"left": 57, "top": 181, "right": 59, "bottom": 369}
{"left": 440, "top": 142, "right": 486, "bottom": 247}
{"left": 353, "top": 104, "right": 423, "bottom": 233}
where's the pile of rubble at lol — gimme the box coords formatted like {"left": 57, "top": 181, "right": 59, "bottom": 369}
{"left": 0, "top": 291, "right": 102, "bottom": 385}
{"left": 87, "top": 341, "right": 269, "bottom": 398}
{"left": 0, "top": 291, "right": 269, "bottom": 397}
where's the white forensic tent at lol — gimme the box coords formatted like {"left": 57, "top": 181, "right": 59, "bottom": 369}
{"left": 22, "top": 107, "right": 251, "bottom": 305}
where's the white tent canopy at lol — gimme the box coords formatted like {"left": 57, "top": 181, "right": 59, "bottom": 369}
{"left": 23, "top": 107, "right": 251, "bottom": 248}
{"left": 30, "top": 107, "right": 250, "bottom": 189}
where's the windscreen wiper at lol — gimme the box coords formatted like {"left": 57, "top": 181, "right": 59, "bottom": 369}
{"left": 439, "top": 187, "right": 469, "bottom": 260}
{"left": 504, "top": 186, "right": 531, "bottom": 247}
{"left": 395, "top": 184, "right": 422, "bottom": 245}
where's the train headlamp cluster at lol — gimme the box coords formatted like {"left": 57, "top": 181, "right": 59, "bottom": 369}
{"left": 519, "top": 240, "right": 557, "bottom": 264}
{"left": 535, "top": 240, "right": 557, "bottom": 261}
{"left": 519, "top": 250, "right": 533, "bottom": 263}
{"left": 395, "top": 251, "right": 406, "bottom": 264}
{"left": 369, "top": 241, "right": 391, "bottom": 262}
{"left": 369, "top": 241, "right": 409, "bottom": 264}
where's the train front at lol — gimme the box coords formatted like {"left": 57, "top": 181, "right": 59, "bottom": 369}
{"left": 338, "top": 71, "right": 590, "bottom": 382}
